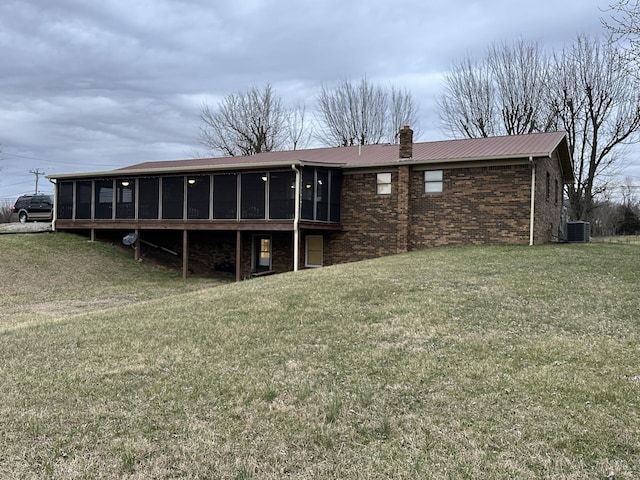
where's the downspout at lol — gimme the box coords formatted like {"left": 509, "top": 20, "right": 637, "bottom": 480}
{"left": 291, "top": 164, "right": 301, "bottom": 271}
{"left": 529, "top": 156, "right": 535, "bottom": 246}
{"left": 48, "top": 178, "right": 57, "bottom": 231}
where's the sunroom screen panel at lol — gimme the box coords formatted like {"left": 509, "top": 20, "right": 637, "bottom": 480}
{"left": 162, "top": 176, "right": 184, "bottom": 219}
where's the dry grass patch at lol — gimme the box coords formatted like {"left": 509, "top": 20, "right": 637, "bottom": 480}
{"left": 0, "top": 232, "right": 223, "bottom": 329}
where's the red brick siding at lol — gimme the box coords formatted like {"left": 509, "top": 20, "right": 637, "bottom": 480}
{"left": 408, "top": 164, "right": 532, "bottom": 248}
{"left": 533, "top": 155, "right": 564, "bottom": 243}
{"left": 326, "top": 170, "right": 401, "bottom": 265}
{"left": 190, "top": 231, "right": 237, "bottom": 270}
{"left": 329, "top": 163, "right": 542, "bottom": 265}
{"left": 396, "top": 165, "right": 410, "bottom": 253}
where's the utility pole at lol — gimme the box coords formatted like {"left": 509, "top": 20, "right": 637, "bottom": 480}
{"left": 29, "top": 168, "right": 45, "bottom": 193}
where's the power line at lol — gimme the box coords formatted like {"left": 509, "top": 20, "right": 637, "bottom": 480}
{"left": 2, "top": 152, "right": 45, "bottom": 161}
{"left": 2, "top": 151, "right": 123, "bottom": 167}
{"left": 2, "top": 179, "right": 34, "bottom": 187}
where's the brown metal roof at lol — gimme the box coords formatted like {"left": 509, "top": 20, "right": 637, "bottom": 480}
{"left": 413, "top": 131, "right": 569, "bottom": 162}
{"left": 50, "top": 131, "right": 574, "bottom": 182}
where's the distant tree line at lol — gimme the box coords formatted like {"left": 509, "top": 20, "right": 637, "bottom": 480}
{"left": 591, "top": 177, "right": 640, "bottom": 235}
{"left": 0, "top": 199, "right": 13, "bottom": 223}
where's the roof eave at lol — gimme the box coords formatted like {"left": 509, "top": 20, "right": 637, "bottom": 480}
{"left": 47, "top": 159, "right": 352, "bottom": 181}
{"left": 341, "top": 153, "right": 557, "bottom": 170}
{"left": 47, "top": 161, "right": 287, "bottom": 180}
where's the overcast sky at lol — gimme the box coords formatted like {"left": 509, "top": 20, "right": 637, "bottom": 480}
{"left": 2, "top": 0, "right": 636, "bottom": 201}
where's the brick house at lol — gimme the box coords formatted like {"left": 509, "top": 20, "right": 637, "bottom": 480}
{"left": 47, "top": 128, "right": 573, "bottom": 280}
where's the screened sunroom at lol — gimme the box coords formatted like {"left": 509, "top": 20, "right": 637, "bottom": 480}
{"left": 49, "top": 165, "right": 343, "bottom": 281}
{"left": 53, "top": 167, "right": 341, "bottom": 224}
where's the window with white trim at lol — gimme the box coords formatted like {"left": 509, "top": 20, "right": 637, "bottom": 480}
{"left": 424, "top": 170, "right": 443, "bottom": 193}
{"left": 252, "top": 235, "right": 272, "bottom": 272}
{"left": 376, "top": 173, "right": 392, "bottom": 195}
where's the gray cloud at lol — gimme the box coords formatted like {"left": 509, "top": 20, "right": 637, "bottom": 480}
{"left": 1, "top": 0, "right": 636, "bottom": 201}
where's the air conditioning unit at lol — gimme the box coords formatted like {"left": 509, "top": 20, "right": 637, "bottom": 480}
{"left": 566, "top": 221, "right": 590, "bottom": 243}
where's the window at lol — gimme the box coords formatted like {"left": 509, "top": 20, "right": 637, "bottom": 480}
{"left": 162, "top": 176, "right": 184, "bottom": 219}
{"left": 213, "top": 174, "right": 237, "bottom": 219}
{"left": 269, "top": 171, "right": 295, "bottom": 219}
{"left": 376, "top": 173, "right": 392, "bottom": 195}
{"left": 424, "top": 170, "right": 443, "bottom": 193}
{"left": 301, "top": 169, "right": 314, "bottom": 220}
{"left": 316, "top": 169, "right": 329, "bottom": 221}
{"left": 94, "top": 179, "right": 113, "bottom": 219}
{"left": 38, "top": 195, "right": 52, "bottom": 207}
{"left": 116, "top": 179, "right": 135, "bottom": 219}
{"left": 546, "top": 172, "right": 551, "bottom": 201}
{"left": 555, "top": 179, "right": 559, "bottom": 205}
{"left": 300, "top": 167, "right": 341, "bottom": 222}
{"left": 187, "top": 176, "right": 210, "bottom": 219}
{"left": 253, "top": 235, "right": 271, "bottom": 272}
{"left": 76, "top": 180, "right": 93, "bottom": 219}
{"left": 57, "top": 182, "right": 73, "bottom": 219}
{"left": 138, "top": 177, "right": 159, "bottom": 219}
{"left": 241, "top": 173, "right": 266, "bottom": 219}
{"left": 330, "top": 170, "right": 341, "bottom": 222}
{"left": 306, "top": 236, "right": 323, "bottom": 267}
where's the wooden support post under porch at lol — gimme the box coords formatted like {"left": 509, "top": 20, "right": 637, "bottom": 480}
{"left": 182, "top": 230, "right": 189, "bottom": 279}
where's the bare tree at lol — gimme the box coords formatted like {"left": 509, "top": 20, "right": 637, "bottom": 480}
{"left": 0, "top": 199, "right": 12, "bottom": 224}
{"left": 315, "top": 77, "right": 420, "bottom": 146}
{"left": 438, "top": 40, "right": 552, "bottom": 138}
{"left": 199, "top": 84, "right": 288, "bottom": 156}
{"left": 388, "top": 85, "right": 420, "bottom": 143}
{"left": 438, "top": 57, "right": 498, "bottom": 138}
{"left": 616, "top": 176, "right": 640, "bottom": 233}
{"left": 590, "top": 198, "right": 623, "bottom": 235}
{"left": 488, "top": 40, "right": 555, "bottom": 134}
{"left": 603, "top": 0, "right": 640, "bottom": 68}
{"left": 549, "top": 34, "right": 640, "bottom": 220}
{"left": 620, "top": 175, "right": 640, "bottom": 207}
{"left": 284, "top": 102, "right": 313, "bottom": 151}
{"left": 438, "top": 36, "right": 640, "bottom": 222}
{"left": 592, "top": 176, "right": 640, "bottom": 235}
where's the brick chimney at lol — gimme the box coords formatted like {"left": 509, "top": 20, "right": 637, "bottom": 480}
{"left": 399, "top": 125, "right": 413, "bottom": 159}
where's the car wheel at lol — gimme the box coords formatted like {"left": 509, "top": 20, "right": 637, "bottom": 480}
{"left": 19, "top": 212, "right": 28, "bottom": 223}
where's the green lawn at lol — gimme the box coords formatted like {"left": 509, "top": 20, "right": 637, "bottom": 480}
{"left": 1, "top": 233, "right": 638, "bottom": 479}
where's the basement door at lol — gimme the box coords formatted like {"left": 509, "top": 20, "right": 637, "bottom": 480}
{"left": 305, "top": 235, "right": 323, "bottom": 267}
{"left": 252, "top": 235, "right": 272, "bottom": 272}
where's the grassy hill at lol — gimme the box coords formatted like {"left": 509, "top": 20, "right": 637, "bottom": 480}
{"left": 0, "top": 232, "right": 638, "bottom": 479}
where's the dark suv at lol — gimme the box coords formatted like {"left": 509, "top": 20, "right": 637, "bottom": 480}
{"left": 11, "top": 194, "right": 54, "bottom": 223}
